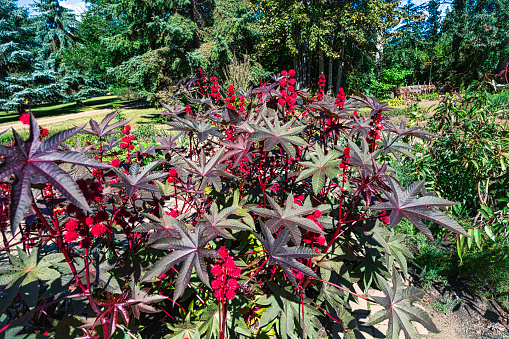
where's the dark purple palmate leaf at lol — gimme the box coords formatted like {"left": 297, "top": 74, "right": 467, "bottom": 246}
{"left": 382, "top": 120, "right": 437, "bottom": 141}
{"left": 220, "top": 135, "right": 256, "bottom": 168}
{"left": 82, "top": 111, "right": 131, "bottom": 137}
{"left": 93, "top": 291, "right": 139, "bottom": 339}
{"left": 160, "top": 102, "right": 186, "bottom": 118}
{"left": 253, "top": 224, "right": 320, "bottom": 286}
{"left": 142, "top": 221, "right": 218, "bottom": 301}
{"left": 350, "top": 92, "right": 393, "bottom": 116}
{"left": 306, "top": 94, "right": 351, "bottom": 119}
{"left": 370, "top": 178, "right": 468, "bottom": 240}
{"left": 0, "top": 114, "right": 110, "bottom": 232}
{"left": 250, "top": 195, "right": 323, "bottom": 245}
{"left": 248, "top": 82, "right": 278, "bottom": 101}
{"left": 155, "top": 133, "right": 183, "bottom": 155}
{"left": 347, "top": 115, "right": 372, "bottom": 138}
{"left": 112, "top": 160, "right": 167, "bottom": 197}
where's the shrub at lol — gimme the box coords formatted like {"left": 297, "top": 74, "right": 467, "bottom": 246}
{"left": 0, "top": 69, "right": 466, "bottom": 339}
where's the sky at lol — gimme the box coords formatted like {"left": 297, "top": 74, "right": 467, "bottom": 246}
{"left": 16, "top": 0, "right": 448, "bottom": 18}
{"left": 17, "top": 0, "right": 87, "bottom": 16}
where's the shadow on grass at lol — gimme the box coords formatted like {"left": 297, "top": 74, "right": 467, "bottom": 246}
{"left": 0, "top": 96, "right": 126, "bottom": 125}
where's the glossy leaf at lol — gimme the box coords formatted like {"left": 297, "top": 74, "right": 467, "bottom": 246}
{"left": 371, "top": 178, "right": 468, "bottom": 239}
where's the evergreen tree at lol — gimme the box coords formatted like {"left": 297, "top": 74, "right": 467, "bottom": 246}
{"left": 436, "top": 0, "right": 509, "bottom": 86}
{"left": 0, "top": 0, "right": 63, "bottom": 112}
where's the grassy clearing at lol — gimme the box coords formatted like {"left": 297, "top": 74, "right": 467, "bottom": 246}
{"left": 0, "top": 96, "right": 127, "bottom": 125}
{"left": 0, "top": 106, "right": 167, "bottom": 145}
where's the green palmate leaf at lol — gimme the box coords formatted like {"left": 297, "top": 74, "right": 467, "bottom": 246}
{"left": 257, "top": 282, "right": 322, "bottom": 339}
{"left": 184, "top": 148, "right": 233, "bottom": 191}
{"left": 0, "top": 247, "right": 63, "bottom": 309}
{"left": 0, "top": 114, "right": 111, "bottom": 232}
{"left": 142, "top": 221, "right": 218, "bottom": 300}
{"left": 112, "top": 160, "right": 167, "bottom": 196}
{"left": 226, "top": 190, "right": 256, "bottom": 229}
{"left": 199, "top": 202, "right": 250, "bottom": 240}
{"left": 366, "top": 273, "right": 439, "bottom": 339}
{"left": 248, "top": 114, "right": 307, "bottom": 158}
{"left": 253, "top": 224, "right": 319, "bottom": 285}
{"left": 371, "top": 178, "right": 468, "bottom": 240}
{"left": 296, "top": 147, "right": 342, "bottom": 195}
{"left": 250, "top": 195, "right": 323, "bottom": 244}
{"left": 197, "top": 304, "right": 221, "bottom": 339}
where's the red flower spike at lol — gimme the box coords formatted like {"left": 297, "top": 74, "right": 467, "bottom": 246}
{"left": 111, "top": 158, "right": 121, "bottom": 167}
{"left": 218, "top": 246, "right": 230, "bottom": 259}
{"left": 90, "top": 223, "right": 109, "bottom": 237}
{"left": 85, "top": 217, "right": 94, "bottom": 226}
{"left": 19, "top": 113, "right": 30, "bottom": 125}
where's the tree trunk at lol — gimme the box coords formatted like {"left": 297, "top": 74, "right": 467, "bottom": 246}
{"left": 293, "top": 54, "right": 299, "bottom": 81}
{"left": 375, "top": 31, "right": 383, "bottom": 79}
{"left": 336, "top": 42, "right": 346, "bottom": 91}
{"left": 328, "top": 57, "right": 333, "bottom": 93}
{"left": 319, "top": 49, "right": 324, "bottom": 76}
{"left": 306, "top": 47, "right": 311, "bottom": 87}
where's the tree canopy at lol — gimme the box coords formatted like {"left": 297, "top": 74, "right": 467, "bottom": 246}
{"left": 1, "top": 0, "right": 508, "bottom": 112}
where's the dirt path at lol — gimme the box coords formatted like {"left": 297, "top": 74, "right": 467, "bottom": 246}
{"left": 0, "top": 100, "right": 149, "bottom": 131}
{"left": 2, "top": 108, "right": 112, "bottom": 131}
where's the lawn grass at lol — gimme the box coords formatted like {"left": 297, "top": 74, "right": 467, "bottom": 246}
{"left": 0, "top": 96, "right": 127, "bottom": 125}
{"left": 0, "top": 106, "right": 167, "bottom": 145}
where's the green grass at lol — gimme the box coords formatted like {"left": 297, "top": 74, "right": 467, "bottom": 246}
{"left": 0, "top": 96, "right": 127, "bottom": 125}
{"left": 430, "top": 296, "right": 461, "bottom": 314}
{"left": 0, "top": 106, "right": 167, "bottom": 145}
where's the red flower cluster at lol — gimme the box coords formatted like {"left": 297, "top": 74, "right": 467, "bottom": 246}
{"left": 120, "top": 125, "right": 135, "bottom": 150}
{"left": 367, "top": 111, "right": 383, "bottom": 149}
{"left": 225, "top": 84, "right": 237, "bottom": 111}
{"left": 340, "top": 146, "right": 351, "bottom": 169}
{"left": 303, "top": 210, "right": 326, "bottom": 246}
{"left": 196, "top": 68, "right": 208, "bottom": 97}
{"left": 185, "top": 105, "right": 193, "bottom": 116}
{"left": 40, "top": 128, "right": 49, "bottom": 138}
{"left": 257, "top": 77, "right": 268, "bottom": 100}
{"left": 238, "top": 96, "right": 246, "bottom": 114}
{"left": 378, "top": 212, "right": 390, "bottom": 225}
{"left": 335, "top": 87, "right": 346, "bottom": 109}
{"left": 210, "top": 77, "right": 221, "bottom": 103}
{"left": 316, "top": 74, "right": 326, "bottom": 101}
{"left": 211, "top": 247, "right": 240, "bottom": 301}
{"left": 111, "top": 158, "right": 121, "bottom": 167}
{"left": 167, "top": 168, "right": 179, "bottom": 183}
{"left": 165, "top": 209, "right": 178, "bottom": 218}
{"left": 278, "top": 70, "right": 298, "bottom": 114}
{"left": 293, "top": 194, "right": 305, "bottom": 206}
{"left": 63, "top": 212, "right": 110, "bottom": 245}
{"left": 19, "top": 113, "right": 30, "bottom": 124}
